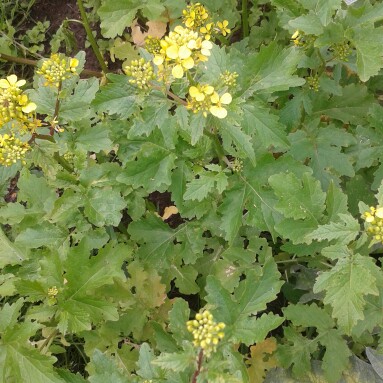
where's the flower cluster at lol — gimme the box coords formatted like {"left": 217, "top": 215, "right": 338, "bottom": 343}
{"left": 47, "top": 286, "right": 59, "bottom": 305}
{"left": 291, "top": 30, "right": 315, "bottom": 48}
{"left": 220, "top": 70, "right": 238, "bottom": 87}
{"left": 152, "top": 25, "right": 213, "bottom": 79}
{"left": 145, "top": 36, "right": 162, "bottom": 55}
{"left": 186, "top": 309, "right": 225, "bottom": 357}
{"left": 124, "top": 58, "right": 155, "bottom": 89}
{"left": 187, "top": 85, "right": 232, "bottom": 119}
{"left": 182, "top": 2, "right": 230, "bottom": 40}
{"left": 331, "top": 41, "right": 352, "bottom": 61}
{"left": 183, "top": 2, "right": 209, "bottom": 29}
{"left": 0, "top": 75, "right": 37, "bottom": 132}
{"left": 37, "top": 53, "right": 79, "bottom": 87}
{"left": 307, "top": 74, "right": 320, "bottom": 91}
{"left": 0, "top": 133, "right": 30, "bottom": 166}
{"left": 362, "top": 206, "right": 383, "bottom": 242}
{"left": 232, "top": 158, "right": 243, "bottom": 172}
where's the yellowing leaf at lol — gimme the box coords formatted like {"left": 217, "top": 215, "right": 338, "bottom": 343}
{"left": 162, "top": 206, "right": 179, "bottom": 221}
{"left": 247, "top": 338, "right": 278, "bottom": 382}
{"left": 131, "top": 19, "right": 166, "bottom": 46}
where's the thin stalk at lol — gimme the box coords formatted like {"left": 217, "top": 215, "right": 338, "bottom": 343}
{"left": 53, "top": 153, "right": 75, "bottom": 173}
{"left": 0, "top": 53, "right": 103, "bottom": 78}
{"left": 242, "top": 0, "right": 249, "bottom": 38}
{"left": 76, "top": 0, "right": 108, "bottom": 74}
{"left": 191, "top": 349, "right": 204, "bottom": 383}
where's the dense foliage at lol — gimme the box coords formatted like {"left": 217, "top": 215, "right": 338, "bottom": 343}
{"left": 2, "top": 0, "right": 383, "bottom": 382}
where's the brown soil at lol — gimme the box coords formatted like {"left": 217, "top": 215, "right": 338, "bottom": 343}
{"left": 30, "top": 0, "right": 100, "bottom": 71}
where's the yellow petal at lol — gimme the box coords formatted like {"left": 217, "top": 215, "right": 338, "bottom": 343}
{"left": 220, "top": 93, "right": 232, "bottom": 104}
{"left": 195, "top": 93, "right": 205, "bottom": 102}
{"left": 210, "top": 105, "right": 227, "bottom": 119}
{"left": 201, "top": 48, "right": 211, "bottom": 57}
{"left": 187, "top": 39, "right": 197, "bottom": 49}
{"left": 174, "top": 25, "right": 184, "bottom": 34}
{"left": 153, "top": 55, "right": 164, "bottom": 65}
{"left": 172, "top": 65, "right": 184, "bottom": 78}
{"left": 7, "top": 74, "right": 18, "bottom": 85}
{"left": 210, "top": 92, "right": 219, "bottom": 103}
{"left": 22, "top": 102, "right": 37, "bottom": 113}
{"left": 166, "top": 45, "right": 179, "bottom": 59}
{"left": 16, "top": 79, "right": 26, "bottom": 87}
{"left": 0, "top": 79, "right": 10, "bottom": 88}
{"left": 70, "top": 58, "right": 79, "bottom": 68}
{"left": 376, "top": 208, "right": 383, "bottom": 218}
{"left": 201, "top": 40, "right": 213, "bottom": 50}
{"left": 189, "top": 86, "right": 199, "bottom": 98}
{"left": 19, "top": 95, "right": 29, "bottom": 105}
{"left": 291, "top": 30, "right": 300, "bottom": 39}
{"left": 182, "top": 56, "right": 194, "bottom": 69}
{"left": 178, "top": 45, "right": 191, "bottom": 59}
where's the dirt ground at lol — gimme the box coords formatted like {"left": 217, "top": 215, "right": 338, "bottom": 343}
{"left": 30, "top": 0, "right": 100, "bottom": 71}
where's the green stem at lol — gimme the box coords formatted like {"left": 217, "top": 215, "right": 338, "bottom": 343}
{"left": 204, "top": 129, "right": 227, "bottom": 166}
{"left": 242, "top": 0, "right": 249, "bottom": 38}
{"left": 0, "top": 52, "right": 103, "bottom": 78}
{"left": 76, "top": 0, "right": 108, "bottom": 74}
{"left": 53, "top": 153, "right": 75, "bottom": 173}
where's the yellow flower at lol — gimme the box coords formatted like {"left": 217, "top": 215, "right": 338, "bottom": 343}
{"left": 182, "top": 2, "right": 209, "bottom": 29}
{"left": 0, "top": 75, "right": 37, "bottom": 131}
{"left": 37, "top": 53, "right": 79, "bottom": 87}
{"left": 200, "top": 22, "right": 213, "bottom": 40}
{"left": 152, "top": 25, "right": 213, "bottom": 79}
{"left": 216, "top": 20, "right": 230, "bottom": 36}
{"left": 0, "top": 134, "right": 30, "bottom": 166}
{"left": 189, "top": 85, "right": 214, "bottom": 101}
{"left": 124, "top": 58, "right": 155, "bottom": 89}
{"left": 186, "top": 309, "right": 225, "bottom": 357}
{"left": 0, "top": 74, "right": 26, "bottom": 89}
{"left": 210, "top": 92, "right": 232, "bottom": 119}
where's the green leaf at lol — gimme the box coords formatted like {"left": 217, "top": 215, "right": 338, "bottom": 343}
{"left": 269, "top": 172, "right": 326, "bottom": 220}
{"left": 220, "top": 120, "right": 256, "bottom": 164}
{"left": 233, "top": 313, "right": 284, "bottom": 346}
{"left": 152, "top": 345, "right": 196, "bottom": 372}
{"left": 305, "top": 213, "right": 360, "bottom": 245}
{"left": 98, "top": 0, "right": 165, "bottom": 38}
{"left": 289, "top": 13, "right": 324, "bottom": 35}
{"left": 92, "top": 74, "right": 140, "bottom": 118}
{"left": 98, "top": 0, "right": 140, "bottom": 38}
{"left": 0, "top": 299, "right": 65, "bottom": 383}
{"left": 0, "top": 345, "right": 65, "bottom": 383}
{"left": 183, "top": 173, "right": 216, "bottom": 202}
{"left": 288, "top": 123, "right": 356, "bottom": 187}
{"left": 84, "top": 188, "right": 125, "bottom": 227}
{"left": 88, "top": 350, "right": 129, "bottom": 383}
{"left": 127, "top": 214, "right": 177, "bottom": 267}
{"left": 277, "top": 326, "right": 316, "bottom": 377}
{"left": 242, "top": 42, "right": 305, "bottom": 95}
{"left": 311, "top": 84, "right": 376, "bottom": 124}
{"left": 218, "top": 185, "right": 247, "bottom": 243}
{"left": 60, "top": 78, "right": 99, "bottom": 122}
{"left": 74, "top": 123, "right": 112, "bottom": 153}
{"left": 346, "top": 26, "right": 383, "bottom": 82}
{"left": 0, "top": 227, "right": 25, "bottom": 267}
{"left": 15, "top": 223, "right": 67, "bottom": 249}
{"left": 314, "top": 253, "right": 380, "bottom": 333}
{"left": 172, "top": 265, "right": 199, "bottom": 294}
{"left": 242, "top": 102, "right": 290, "bottom": 151}
{"left": 117, "top": 144, "right": 176, "bottom": 193}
